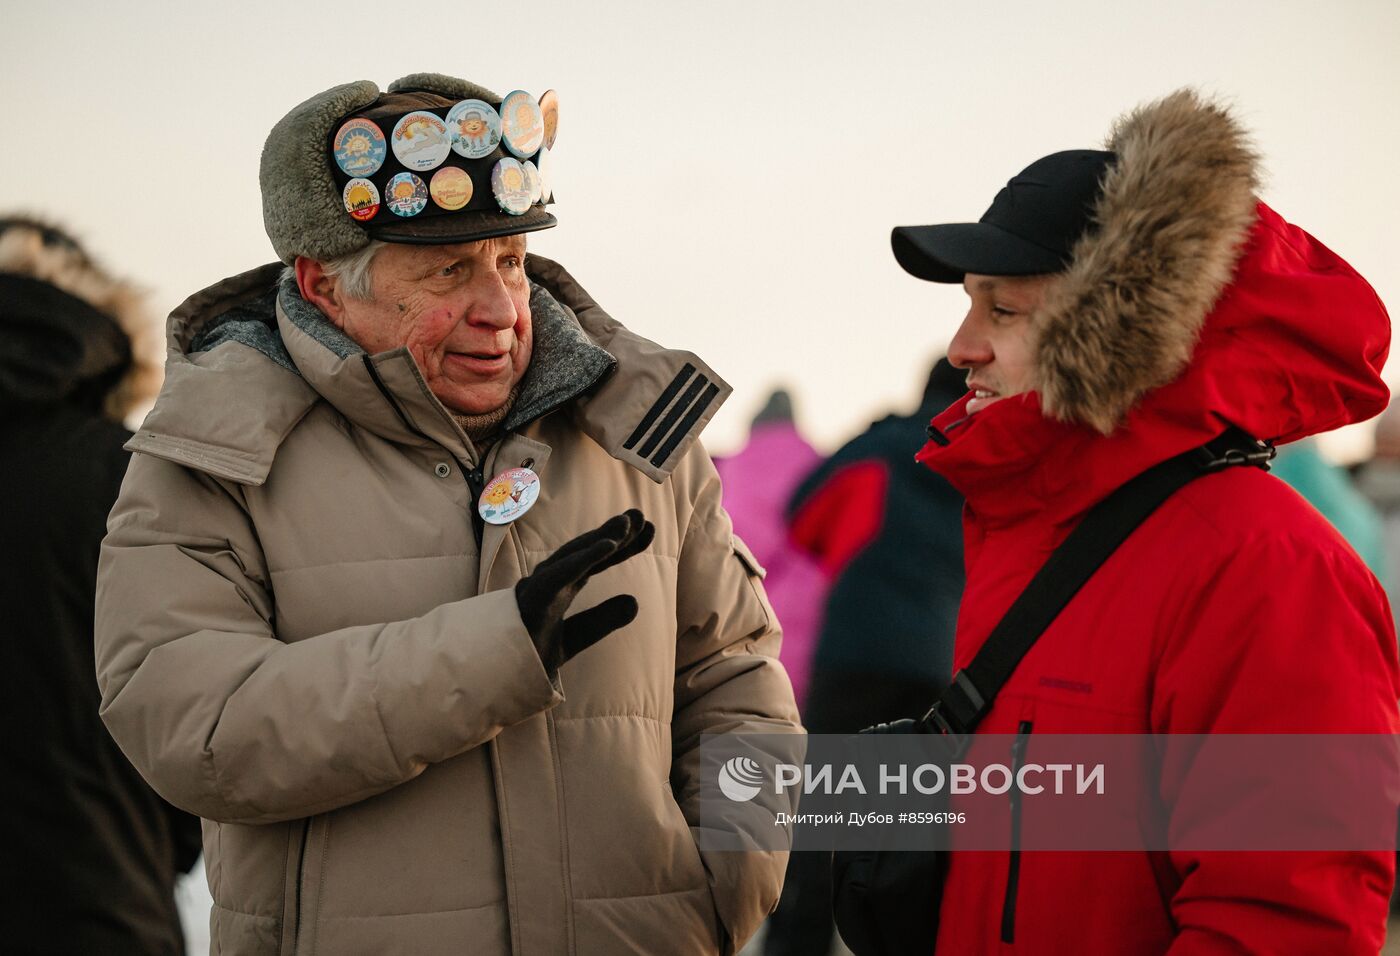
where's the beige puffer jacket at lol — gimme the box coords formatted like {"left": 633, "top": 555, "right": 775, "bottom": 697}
{"left": 94, "top": 255, "right": 801, "bottom": 955}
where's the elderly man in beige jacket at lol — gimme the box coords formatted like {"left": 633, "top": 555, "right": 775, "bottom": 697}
{"left": 94, "top": 72, "right": 799, "bottom": 956}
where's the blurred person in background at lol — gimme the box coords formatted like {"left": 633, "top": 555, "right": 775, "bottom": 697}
{"left": 714, "top": 388, "right": 826, "bottom": 709}
{"left": 1357, "top": 404, "right": 1400, "bottom": 614}
{"left": 1270, "top": 437, "right": 1385, "bottom": 577}
{"left": 0, "top": 216, "right": 201, "bottom": 954}
{"left": 762, "top": 359, "right": 966, "bottom": 956}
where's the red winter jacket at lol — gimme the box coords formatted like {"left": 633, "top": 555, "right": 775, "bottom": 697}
{"left": 915, "top": 97, "right": 1398, "bottom": 955}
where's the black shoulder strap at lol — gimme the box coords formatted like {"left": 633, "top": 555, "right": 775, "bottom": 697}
{"left": 922, "top": 427, "right": 1274, "bottom": 746}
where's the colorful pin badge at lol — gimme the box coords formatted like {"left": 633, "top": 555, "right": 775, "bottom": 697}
{"left": 385, "top": 172, "right": 429, "bottom": 217}
{"left": 392, "top": 111, "right": 451, "bottom": 172}
{"left": 343, "top": 178, "right": 381, "bottom": 221}
{"left": 430, "top": 166, "right": 473, "bottom": 211}
{"left": 522, "top": 160, "right": 543, "bottom": 205}
{"left": 500, "top": 90, "right": 544, "bottom": 158}
{"left": 479, "top": 467, "right": 540, "bottom": 525}
{"left": 492, "top": 158, "right": 532, "bottom": 215}
{"left": 446, "top": 99, "right": 502, "bottom": 159}
{"left": 333, "top": 118, "right": 387, "bottom": 177}
{"left": 538, "top": 89, "right": 559, "bottom": 150}
{"left": 537, "top": 147, "right": 554, "bottom": 203}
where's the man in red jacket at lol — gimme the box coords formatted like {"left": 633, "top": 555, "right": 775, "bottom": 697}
{"left": 889, "top": 89, "right": 1399, "bottom": 952}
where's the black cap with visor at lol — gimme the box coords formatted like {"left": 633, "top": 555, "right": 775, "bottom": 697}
{"left": 892, "top": 149, "right": 1116, "bottom": 283}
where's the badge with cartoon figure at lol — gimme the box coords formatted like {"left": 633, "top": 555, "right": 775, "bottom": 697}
{"left": 430, "top": 166, "right": 473, "bottom": 210}
{"left": 391, "top": 111, "right": 451, "bottom": 172}
{"left": 385, "top": 172, "right": 429, "bottom": 217}
{"left": 333, "top": 118, "right": 387, "bottom": 177}
{"left": 538, "top": 89, "right": 559, "bottom": 150}
{"left": 479, "top": 467, "right": 540, "bottom": 525}
{"left": 492, "top": 158, "right": 532, "bottom": 215}
{"left": 343, "top": 178, "right": 381, "bottom": 221}
{"left": 500, "top": 90, "right": 544, "bottom": 158}
{"left": 446, "top": 99, "right": 502, "bottom": 159}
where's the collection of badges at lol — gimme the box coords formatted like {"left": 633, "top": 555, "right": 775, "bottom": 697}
{"left": 333, "top": 89, "right": 558, "bottom": 221}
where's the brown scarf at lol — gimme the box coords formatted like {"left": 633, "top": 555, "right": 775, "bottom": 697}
{"left": 451, "top": 385, "right": 520, "bottom": 449}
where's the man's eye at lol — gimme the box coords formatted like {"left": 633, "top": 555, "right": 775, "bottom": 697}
{"left": 438, "top": 264, "right": 460, "bottom": 277}
{"left": 990, "top": 306, "right": 1016, "bottom": 319}
{"left": 501, "top": 255, "right": 522, "bottom": 269}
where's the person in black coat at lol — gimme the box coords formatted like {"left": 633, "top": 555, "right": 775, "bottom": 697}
{"left": 0, "top": 217, "right": 201, "bottom": 954}
{"left": 762, "top": 358, "right": 967, "bottom": 956}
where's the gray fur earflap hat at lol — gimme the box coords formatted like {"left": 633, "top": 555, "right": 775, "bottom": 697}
{"left": 260, "top": 73, "right": 556, "bottom": 265}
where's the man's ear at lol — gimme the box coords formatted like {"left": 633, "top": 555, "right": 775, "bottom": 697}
{"left": 295, "top": 257, "right": 346, "bottom": 327}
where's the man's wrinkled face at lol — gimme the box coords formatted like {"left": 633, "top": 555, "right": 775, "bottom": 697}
{"left": 948, "top": 273, "right": 1059, "bottom": 415}
{"left": 331, "top": 236, "right": 532, "bottom": 415}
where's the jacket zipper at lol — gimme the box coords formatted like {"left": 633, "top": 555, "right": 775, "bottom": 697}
{"left": 465, "top": 462, "right": 486, "bottom": 546}
{"left": 291, "top": 817, "right": 311, "bottom": 954}
{"left": 1001, "top": 720, "right": 1032, "bottom": 944}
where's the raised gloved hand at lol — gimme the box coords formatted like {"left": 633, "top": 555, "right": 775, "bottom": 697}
{"left": 515, "top": 509, "right": 655, "bottom": 674}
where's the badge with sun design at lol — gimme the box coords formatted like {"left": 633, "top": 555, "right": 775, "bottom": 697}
{"left": 479, "top": 467, "right": 541, "bottom": 524}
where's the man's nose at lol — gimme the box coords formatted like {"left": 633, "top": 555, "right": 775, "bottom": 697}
{"left": 946, "top": 313, "right": 991, "bottom": 370}
{"left": 464, "top": 271, "right": 519, "bottom": 329}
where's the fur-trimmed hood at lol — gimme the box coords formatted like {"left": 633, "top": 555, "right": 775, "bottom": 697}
{"left": 918, "top": 89, "right": 1391, "bottom": 530}
{"left": 1036, "top": 89, "right": 1261, "bottom": 434}
{"left": 0, "top": 218, "right": 162, "bottom": 421}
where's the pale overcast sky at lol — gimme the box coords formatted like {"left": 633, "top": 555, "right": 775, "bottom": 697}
{"left": 4, "top": 0, "right": 1397, "bottom": 459}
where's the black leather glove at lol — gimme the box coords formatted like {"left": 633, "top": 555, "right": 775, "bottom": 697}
{"left": 515, "top": 509, "right": 655, "bottom": 674}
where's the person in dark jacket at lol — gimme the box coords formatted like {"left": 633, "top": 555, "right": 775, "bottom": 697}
{"left": 0, "top": 216, "right": 201, "bottom": 954}
{"left": 762, "top": 359, "right": 966, "bottom": 956}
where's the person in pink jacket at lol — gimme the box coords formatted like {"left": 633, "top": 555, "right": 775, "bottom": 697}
{"left": 715, "top": 389, "right": 826, "bottom": 709}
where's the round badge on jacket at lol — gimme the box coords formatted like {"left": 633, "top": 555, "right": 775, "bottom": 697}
{"left": 479, "top": 467, "right": 541, "bottom": 525}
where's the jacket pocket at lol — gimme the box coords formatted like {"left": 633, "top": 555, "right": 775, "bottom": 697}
{"left": 1001, "top": 720, "right": 1032, "bottom": 944}
{"left": 287, "top": 815, "right": 330, "bottom": 955}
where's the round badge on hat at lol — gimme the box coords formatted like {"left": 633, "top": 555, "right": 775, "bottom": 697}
{"left": 500, "top": 90, "right": 544, "bottom": 158}
{"left": 333, "top": 118, "right": 387, "bottom": 177}
{"left": 342, "top": 178, "right": 381, "bottom": 221}
{"left": 430, "top": 166, "right": 473, "bottom": 211}
{"left": 522, "top": 160, "right": 543, "bottom": 205}
{"left": 446, "top": 99, "right": 502, "bottom": 160}
{"left": 391, "top": 111, "right": 451, "bottom": 172}
{"left": 479, "top": 467, "right": 540, "bottom": 525}
{"left": 537, "top": 147, "right": 554, "bottom": 203}
{"left": 492, "top": 158, "right": 533, "bottom": 215}
{"left": 385, "top": 172, "right": 429, "bottom": 217}
{"left": 538, "top": 89, "right": 559, "bottom": 150}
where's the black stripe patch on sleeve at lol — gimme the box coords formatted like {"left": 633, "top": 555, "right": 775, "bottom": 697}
{"left": 651, "top": 382, "right": 720, "bottom": 467}
{"left": 623, "top": 363, "right": 696, "bottom": 451}
{"left": 639, "top": 373, "right": 708, "bottom": 459}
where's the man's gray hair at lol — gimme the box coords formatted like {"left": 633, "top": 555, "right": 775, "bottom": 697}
{"left": 318, "top": 240, "right": 386, "bottom": 300}
{"left": 279, "top": 239, "right": 387, "bottom": 301}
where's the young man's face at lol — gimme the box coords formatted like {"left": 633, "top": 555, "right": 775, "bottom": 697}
{"left": 948, "top": 273, "right": 1060, "bottom": 415}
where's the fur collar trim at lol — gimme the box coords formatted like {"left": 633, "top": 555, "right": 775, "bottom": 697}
{"left": 1036, "top": 89, "right": 1261, "bottom": 434}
